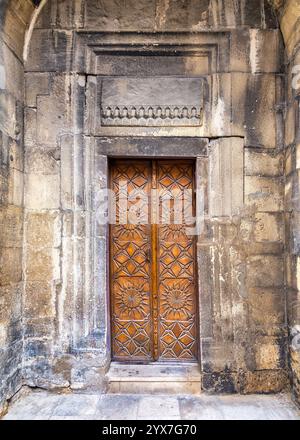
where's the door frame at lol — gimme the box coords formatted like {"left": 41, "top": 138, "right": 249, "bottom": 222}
{"left": 108, "top": 158, "right": 199, "bottom": 363}
{"left": 99, "top": 137, "right": 209, "bottom": 368}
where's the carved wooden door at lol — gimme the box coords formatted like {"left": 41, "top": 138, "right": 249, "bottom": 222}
{"left": 110, "top": 159, "right": 197, "bottom": 362}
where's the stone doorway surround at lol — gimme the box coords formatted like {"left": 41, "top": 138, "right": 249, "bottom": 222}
{"left": 64, "top": 133, "right": 244, "bottom": 392}
{"left": 78, "top": 136, "right": 210, "bottom": 366}
{"left": 57, "top": 30, "right": 244, "bottom": 391}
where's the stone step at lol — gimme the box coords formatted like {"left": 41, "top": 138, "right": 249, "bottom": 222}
{"left": 107, "top": 362, "right": 201, "bottom": 394}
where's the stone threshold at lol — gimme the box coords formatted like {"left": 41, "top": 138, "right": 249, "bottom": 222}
{"left": 106, "top": 362, "right": 201, "bottom": 394}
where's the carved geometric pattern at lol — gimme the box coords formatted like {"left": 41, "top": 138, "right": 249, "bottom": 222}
{"left": 112, "top": 224, "right": 148, "bottom": 241}
{"left": 159, "top": 224, "right": 195, "bottom": 241}
{"left": 113, "top": 278, "right": 150, "bottom": 320}
{"left": 159, "top": 279, "right": 195, "bottom": 320}
{"left": 158, "top": 162, "right": 193, "bottom": 193}
{"left": 112, "top": 240, "right": 150, "bottom": 278}
{"left": 159, "top": 241, "right": 194, "bottom": 279}
{"left": 159, "top": 317, "right": 196, "bottom": 360}
{"left": 110, "top": 159, "right": 197, "bottom": 362}
{"left": 112, "top": 162, "right": 149, "bottom": 198}
{"left": 113, "top": 316, "right": 152, "bottom": 360}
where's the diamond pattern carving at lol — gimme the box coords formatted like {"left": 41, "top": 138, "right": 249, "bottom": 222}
{"left": 113, "top": 316, "right": 152, "bottom": 360}
{"left": 113, "top": 240, "right": 150, "bottom": 278}
{"left": 159, "top": 241, "right": 194, "bottom": 279}
{"left": 159, "top": 317, "right": 196, "bottom": 360}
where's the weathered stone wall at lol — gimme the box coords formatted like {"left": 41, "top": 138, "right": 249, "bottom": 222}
{"left": 18, "top": 0, "right": 288, "bottom": 396}
{"left": 0, "top": 0, "right": 35, "bottom": 415}
{"left": 1, "top": 0, "right": 300, "bottom": 412}
{"left": 277, "top": 0, "right": 300, "bottom": 407}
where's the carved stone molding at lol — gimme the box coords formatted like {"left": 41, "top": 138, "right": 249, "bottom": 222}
{"left": 101, "top": 105, "right": 203, "bottom": 126}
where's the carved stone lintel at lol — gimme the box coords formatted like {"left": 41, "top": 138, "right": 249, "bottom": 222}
{"left": 100, "top": 77, "right": 205, "bottom": 127}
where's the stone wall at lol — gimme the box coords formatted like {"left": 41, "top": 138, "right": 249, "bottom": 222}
{"left": 277, "top": 0, "right": 300, "bottom": 406}
{"left": 0, "top": 0, "right": 35, "bottom": 415}
{"left": 19, "top": 0, "right": 287, "bottom": 396}
{"left": 0, "top": 0, "right": 300, "bottom": 413}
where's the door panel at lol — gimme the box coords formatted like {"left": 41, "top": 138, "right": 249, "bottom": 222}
{"left": 110, "top": 159, "right": 197, "bottom": 363}
{"left": 157, "top": 161, "right": 197, "bottom": 361}
{"left": 110, "top": 161, "right": 152, "bottom": 361}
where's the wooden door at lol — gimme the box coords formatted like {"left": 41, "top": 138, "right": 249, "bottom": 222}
{"left": 110, "top": 159, "right": 197, "bottom": 362}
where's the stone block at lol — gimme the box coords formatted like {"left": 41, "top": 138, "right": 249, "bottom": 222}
{"left": 25, "top": 146, "right": 60, "bottom": 175}
{"left": 239, "top": 370, "right": 288, "bottom": 394}
{"left": 25, "top": 211, "right": 61, "bottom": 249}
{"left": 2, "top": 0, "right": 34, "bottom": 59}
{"left": 0, "top": 248, "right": 22, "bottom": 286}
{"left": 0, "top": 283, "right": 23, "bottom": 324}
{"left": 254, "top": 337, "right": 283, "bottom": 370}
{"left": 1, "top": 44, "right": 23, "bottom": 102}
{"left": 246, "top": 255, "right": 284, "bottom": 288}
{"left": 36, "top": 75, "right": 73, "bottom": 145}
{"left": 25, "top": 30, "right": 73, "bottom": 72}
{"left": 155, "top": 0, "right": 210, "bottom": 32}
{"left": 84, "top": 0, "right": 156, "bottom": 31}
{"left": 248, "top": 288, "right": 285, "bottom": 334}
{"left": 253, "top": 212, "right": 283, "bottom": 242}
{"left": 0, "top": 91, "right": 20, "bottom": 140}
{"left": 202, "top": 372, "right": 238, "bottom": 394}
{"left": 25, "top": 248, "right": 59, "bottom": 282}
{"left": 24, "top": 108, "right": 37, "bottom": 147}
{"left": 60, "top": 135, "right": 73, "bottom": 210}
{"left": 24, "top": 317, "right": 54, "bottom": 339}
{"left": 35, "top": 0, "right": 85, "bottom": 29}
{"left": 0, "top": 205, "right": 23, "bottom": 248}
{"left": 25, "top": 73, "right": 51, "bottom": 108}
{"left": 285, "top": 171, "right": 300, "bottom": 212}
{"left": 231, "top": 73, "right": 277, "bottom": 148}
{"left": 0, "top": 171, "right": 9, "bottom": 205}
{"left": 288, "top": 212, "right": 300, "bottom": 254}
{"left": 230, "top": 29, "right": 251, "bottom": 72}
{"left": 24, "top": 339, "right": 53, "bottom": 360}
{"left": 9, "top": 138, "right": 23, "bottom": 172}
{"left": 25, "top": 174, "right": 60, "bottom": 210}
{"left": 209, "top": 137, "right": 244, "bottom": 217}
{"left": 296, "top": 142, "right": 300, "bottom": 170}
{"left": 245, "top": 176, "right": 283, "bottom": 212}
{"left": 245, "top": 149, "right": 283, "bottom": 177}
{"left": 286, "top": 289, "right": 300, "bottom": 328}
{"left": 210, "top": 0, "right": 272, "bottom": 29}
{"left": 8, "top": 168, "right": 23, "bottom": 207}
{"left": 5, "top": 320, "right": 23, "bottom": 347}
{"left": 210, "top": 73, "right": 232, "bottom": 137}
{"left": 200, "top": 339, "right": 236, "bottom": 373}
{"left": 280, "top": 0, "right": 300, "bottom": 57}
{"left": 248, "top": 29, "right": 283, "bottom": 74}
{"left": 24, "top": 281, "right": 55, "bottom": 319}
{"left": 285, "top": 102, "right": 296, "bottom": 147}
{"left": 285, "top": 147, "right": 293, "bottom": 177}
{"left": 244, "top": 0, "right": 277, "bottom": 28}
{"left": 244, "top": 241, "right": 284, "bottom": 256}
